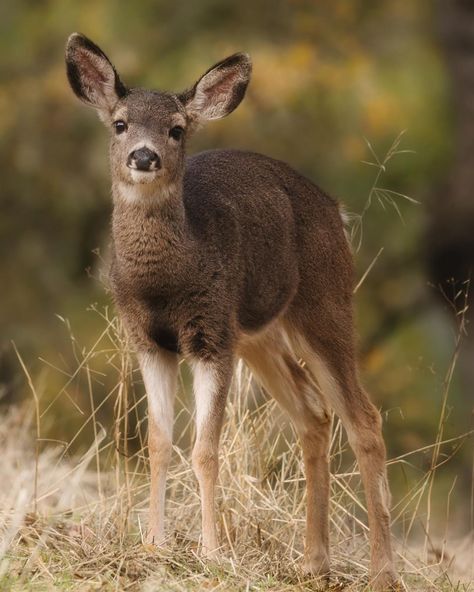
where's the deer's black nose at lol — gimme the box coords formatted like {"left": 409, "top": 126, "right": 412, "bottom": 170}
{"left": 128, "top": 147, "right": 161, "bottom": 171}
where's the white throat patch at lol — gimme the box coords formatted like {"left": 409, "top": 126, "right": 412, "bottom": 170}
{"left": 115, "top": 180, "right": 178, "bottom": 205}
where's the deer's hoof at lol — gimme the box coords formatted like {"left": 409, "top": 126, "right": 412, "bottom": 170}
{"left": 302, "top": 553, "right": 330, "bottom": 584}
{"left": 145, "top": 531, "right": 167, "bottom": 548}
{"left": 200, "top": 545, "right": 222, "bottom": 562}
{"left": 370, "top": 568, "right": 402, "bottom": 591}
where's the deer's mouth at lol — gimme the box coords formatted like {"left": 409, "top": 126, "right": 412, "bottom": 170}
{"left": 129, "top": 169, "right": 162, "bottom": 184}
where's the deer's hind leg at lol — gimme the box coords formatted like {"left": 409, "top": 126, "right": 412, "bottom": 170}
{"left": 239, "top": 324, "right": 332, "bottom": 579}
{"left": 285, "top": 307, "right": 399, "bottom": 591}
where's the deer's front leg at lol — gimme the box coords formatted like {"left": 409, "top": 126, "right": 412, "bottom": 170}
{"left": 191, "top": 357, "right": 232, "bottom": 557}
{"left": 138, "top": 349, "right": 178, "bottom": 545}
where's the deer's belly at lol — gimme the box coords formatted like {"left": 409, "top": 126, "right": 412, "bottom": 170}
{"left": 237, "top": 273, "right": 298, "bottom": 333}
{"left": 148, "top": 322, "right": 181, "bottom": 353}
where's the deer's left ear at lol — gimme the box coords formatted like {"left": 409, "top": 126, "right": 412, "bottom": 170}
{"left": 180, "top": 53, "right": 252, "bottom": 126}
{"left": 65, "top": 33, "right": 127, "bottom": 114}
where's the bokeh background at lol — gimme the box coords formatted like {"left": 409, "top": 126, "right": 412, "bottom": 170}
{"left": 1, "top": 0, "right": 472, "bottom": 537}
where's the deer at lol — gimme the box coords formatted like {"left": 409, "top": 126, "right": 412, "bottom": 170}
{"left": 65, "top": 33, "right": 399, "bottom": 590}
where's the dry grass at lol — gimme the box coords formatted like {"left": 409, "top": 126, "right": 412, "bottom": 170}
{"left": 0, "top": 308, "right": 473, "bottom": 592}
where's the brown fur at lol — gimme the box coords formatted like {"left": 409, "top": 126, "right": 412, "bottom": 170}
{"left": 66, "top": 33, "right": 399, "bottom": 590}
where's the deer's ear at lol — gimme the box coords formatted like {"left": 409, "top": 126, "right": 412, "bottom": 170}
{"left": 180, "top": 53, "right": 251, "bottom": 126}
{"left": 65, "top": 33, "right": 126, "bottom": 114}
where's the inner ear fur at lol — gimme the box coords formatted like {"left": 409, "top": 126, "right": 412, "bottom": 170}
{"left": 65, "top": 33, "right": 127, "bottom": 112}
{"left": 180, "top": 53, "right": 252, "bottom": 125}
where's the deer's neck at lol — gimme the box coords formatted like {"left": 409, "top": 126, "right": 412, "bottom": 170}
{"left": 111, "top": 180, "right": 189, "bottom": 279}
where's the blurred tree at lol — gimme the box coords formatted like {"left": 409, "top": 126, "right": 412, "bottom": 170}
{"left": 428, "top": 0, "right": 474, "bottom": 425}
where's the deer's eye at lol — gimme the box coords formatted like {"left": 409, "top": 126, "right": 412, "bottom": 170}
{"left": 113, "top": 120, "right": 127, "bottom": 135}
{"left": 169, "top": 126, "right": 184, "bottom": 141}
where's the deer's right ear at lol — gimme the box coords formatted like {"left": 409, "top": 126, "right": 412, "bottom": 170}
{"left": 65, "top": 33, "right": 126, "bottom": 115}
